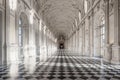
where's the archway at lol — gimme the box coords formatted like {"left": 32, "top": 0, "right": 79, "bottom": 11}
{"left": 18, "top": 12, "right": 29, "bottom": 63}
{"left": 58, "top": 36, "right": 65, "bottom": 49}
{"left": 59, "top": 43, "right": 64, "bottom": 49}
{"left": 94, "top": 9, "right": 105, "bottom": 57}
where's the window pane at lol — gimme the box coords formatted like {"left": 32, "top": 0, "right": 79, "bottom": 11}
{"left": 84, "top": 0, "right": 88, "bottom": 13}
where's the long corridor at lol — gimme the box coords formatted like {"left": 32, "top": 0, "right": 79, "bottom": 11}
{"left": 0, "top": 50, "right": 120, "bottom": 80}
{"left": 1, "top": 0, "right": 120, "bottom": 80}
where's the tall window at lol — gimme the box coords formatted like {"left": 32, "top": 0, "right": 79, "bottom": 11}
{"left": 18, "top": 19, "right": 24, "bottom": 60}
{"left": 79, "top": 12, "right": 81, "bottom": 22}
{"left": 9, "top": 0, "right": 17, "bottom": 10}
{"left": 100, "top": 17, "right": 105, "bottom": 56}
{"left": 18, "top": 19, "right": 23, "bottom": 47}
{"left": 84, "top": 0, "right": 88, "bottom": 13}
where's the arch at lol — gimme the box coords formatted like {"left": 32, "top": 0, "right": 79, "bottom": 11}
{"left": 18, "top": 12, "right": 29, "bottom": 64}
{"left": 94, "top": 9, "right": 105, "bottom": 57}
{"left": 98, "top": 15, "right": 105, "bottom": 26}
{"left": 19, "top": 12, "right": 29, "bottom": 27}
{"left": 94, "top": 9, "right": 105, "bottom": 28}
{"left": 17, "top": 8, "right": 30, "bottom": 26}
{"left": 16, "top": 10, "right": 30, "bottom": 39}
{"left": 19, "top": 12, "right": 29, "bottom": 47}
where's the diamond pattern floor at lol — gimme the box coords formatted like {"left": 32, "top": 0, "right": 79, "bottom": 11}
{"left": 0, "top": 51, "right": 120, "bottom": 80}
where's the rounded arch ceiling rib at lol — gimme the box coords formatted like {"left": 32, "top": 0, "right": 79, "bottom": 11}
{"left": 37, "top": 0, "right": 84, "bottom": 39}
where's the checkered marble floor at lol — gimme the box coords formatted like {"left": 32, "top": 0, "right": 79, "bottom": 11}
{"left": 0, "top": 51, "right": 120, "bottom": 80}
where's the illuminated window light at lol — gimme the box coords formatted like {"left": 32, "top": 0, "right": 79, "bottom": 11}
{"left": 30, "top": 10, "right": 34, "bottom": 24}
{"left": 79, "top": 12, "right": 81, "bottom": 22}
{"left": 84, "top": 0, "right": 88, "bottom": 13}
{"left": 39, "top": 20, "right": 42, "bottom": 31}
{"left": 44, "top": 26, "right": 46, "bottom": 34}
{"left": 9, "top": 0, "right": 17, "bottom": 10}
{"left": 19, "top": 19, "right": 22, "bottom": 25}
{"left": 55, "top": 39, "right": 57, "bottom": 43}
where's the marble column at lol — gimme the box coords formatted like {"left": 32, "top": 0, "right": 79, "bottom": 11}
{"left": 72, "top": 34, "right": 74, "bottom": 52}
{"left": 82, "top": 23, "right": 85, "bottom": 56}
{"left": 3, "top": 0, "right": 10, "bottom": 66}
{"left": 79, "top": 27, "right": 82, "bottom": 56}
{"left": 0, "top": 10, "right": 3, "bottom": 65}
{"left": 74, "top": 32, "right": 76, "bottom": 53}
{"left": 77, "top": 29, "right": 80, "bottom": 55}
{"left": 90, "top": 10, "right": 94, "bottom": 57}
{"left": 76, "top": 31, "right": 78, "bottom": 53}
{"left": 74, "top": 32, "right": 76, "bottom": 52}
{"left": 75, "top": 31, "right": 77, "bottom": 53}
{"left": 111, "top": 0, "right": 120, "bottom": 64}
{"left": 72, "top": 34, "right": 75, "bottom": 51}
{"left": 104, "top": 0, "right": 111, "bottom": 62}
{"left": 88, "top": 17, "right": 90, "bottom": 57}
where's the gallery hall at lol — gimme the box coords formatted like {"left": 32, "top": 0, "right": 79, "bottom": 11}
{"left": 0, "top": 0, "right": 120, "bottom": 80}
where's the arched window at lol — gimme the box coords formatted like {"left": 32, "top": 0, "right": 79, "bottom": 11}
{"left": 84, "top": 0, "right": 88, "bottom": 13}
{"left": 100, "top": 16, "right": 105, "bottom": 57}
{"left": 18, "top": 18, "right": 22, "bottom": 47}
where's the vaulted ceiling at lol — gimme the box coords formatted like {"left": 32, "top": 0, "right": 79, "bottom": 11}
{"left": 37, "top": 0, "right": 84, "bottom": 39}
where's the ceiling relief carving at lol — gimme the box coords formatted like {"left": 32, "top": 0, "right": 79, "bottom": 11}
{"left": 36, "top": 0, "right": 84, "bottom": 38}
{"left": 30, "top": 0, "right": 109, "bottom": 39}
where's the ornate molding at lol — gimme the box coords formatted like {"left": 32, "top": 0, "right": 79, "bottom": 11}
{"left": 109, "top": 0, "right": 114, "bottom": 13}
{"left": 100, "top": 0, "right": 106, "bottom": 12}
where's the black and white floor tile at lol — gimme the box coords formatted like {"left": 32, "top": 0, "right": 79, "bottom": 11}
{"left": 0, "top": 51, "right": 120, "bottom": 80}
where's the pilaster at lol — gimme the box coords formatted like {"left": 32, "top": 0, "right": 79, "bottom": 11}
{"left": 82, "top": 23, "right": 85, "bottom": 56}
{"left": 90, "top": 9, "right": 94, "bottom": 57}
{"left": 111, "top": 0, "right": 120, "bottom": 64}
{"left": 104, "top": 0, "right": 111, "bottom": 62}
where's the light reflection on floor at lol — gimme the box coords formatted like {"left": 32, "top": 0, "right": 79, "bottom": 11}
{"left": 1, "top": 50, "right": 120, "bottom": 80}
{"left": 9, "top": 63, "right": 18, "bottom": 79}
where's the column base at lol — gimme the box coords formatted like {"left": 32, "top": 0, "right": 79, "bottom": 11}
{"left": 111, "top": 60, "right": 120, "bottom": 64}
{"left": 103, "top": 44, "right": 112, "bottom": 63}
{"left": 111, "top": 44, "right": 120, "bottom": 64}
{"left": 3, "top": 60, "right": 7, "bottom": 66}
